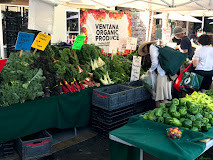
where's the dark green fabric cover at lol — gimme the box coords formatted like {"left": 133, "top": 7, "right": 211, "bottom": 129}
{"left": 110, "top": 115, "right": 213, "bottom": 160}
{"left": 0, "top": 87, "right": 93, "bottom": 143}
{"left": 109, "top": 139, "right": 140, "bottom": 160}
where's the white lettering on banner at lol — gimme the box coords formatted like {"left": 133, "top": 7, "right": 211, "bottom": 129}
{"left": 126, "top": 37, "right": 137, "bottom": 50}
{"left": 130, "top": 56, "right": 142, "bottom": 82}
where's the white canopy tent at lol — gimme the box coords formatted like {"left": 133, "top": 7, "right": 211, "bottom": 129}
{"left": 153, "top": 12, "right": 202, "bottom": 23}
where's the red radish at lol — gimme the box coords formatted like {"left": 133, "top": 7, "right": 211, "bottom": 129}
{"left": 62, "top": 78, "right": 72, "bottom": 92}
{"left": 62, "top": 85, "right": 69, "bottom": 93}
{"left": 79, "top": 82, "right": 85, "bottom": 89}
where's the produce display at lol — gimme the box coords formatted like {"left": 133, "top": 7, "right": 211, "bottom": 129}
{"left": 0, "top": 44, "right": 144, "bottom": 107}
{"left": 139, "top": 95, "right": 213, "bottom": 132}
{"left": 166, "top": 127, "right": 183, "bottom": 139}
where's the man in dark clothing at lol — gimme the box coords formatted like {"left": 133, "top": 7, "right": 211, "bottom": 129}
{"left": 173, "top": 26, "right": 193, "bottom": 60}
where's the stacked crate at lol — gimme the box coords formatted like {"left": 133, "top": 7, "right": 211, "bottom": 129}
{"left": 0, "top": 141, "right": 15, "bottom": 158}
{"left": 91, "top": 84, "right": 135, "bottom": 136}
{"left": 91, "top": 81, "right": 155, "bottom": 136}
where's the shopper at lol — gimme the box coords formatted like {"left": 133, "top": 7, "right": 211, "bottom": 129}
{"left": 189, "top": 26, "right": 204, "bottom": 47}
{"left": 173, "top": 26, "right": 193, "bottom": 60}
{"left": 192, "top": 34, "right": 213, "bottom": 91}
{"left": 138, "top": 41, "right": 172, "bottom": 106}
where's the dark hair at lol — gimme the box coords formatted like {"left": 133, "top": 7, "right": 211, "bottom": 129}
{"left": 198, "top": 35, "right": 212, "bottom": 45}
{"left": 195, "top": 26, "right": 202, "bottom": 33}
{"left": 142, "top": 44, "right": 151, "bottom": 53}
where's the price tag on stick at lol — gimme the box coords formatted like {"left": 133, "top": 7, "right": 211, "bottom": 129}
{"left": 15, "top": 32, "right": 35, "bottom": 56}
{"left": 126, "top": 37, "right": 137, "bottom": 50}
{"left": 31, "top": 32, "right": 51, "bottom": 54}
{"left": 130, "top": 56, "right": 142, "bottom": 82}
{"left": 72, "top": 35, "right": 86, "bottom": 50}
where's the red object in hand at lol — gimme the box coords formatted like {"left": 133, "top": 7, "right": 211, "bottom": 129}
{"left": 0, "top": 59, "right": 8, "bottom": 72}
{"left": 174, "top": 63, "right": 193, "bottom": 91}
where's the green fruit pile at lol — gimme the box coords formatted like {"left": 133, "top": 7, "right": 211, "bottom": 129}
{"left": 139, "top": 98, "right": 213, "bottom": 132}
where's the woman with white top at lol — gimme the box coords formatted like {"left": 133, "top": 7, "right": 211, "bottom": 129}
{"left": 192, "top": 35, "right": 213, "bottom": 90}
{"left": 138, "top": 41, "right": 172, "bottom": 105}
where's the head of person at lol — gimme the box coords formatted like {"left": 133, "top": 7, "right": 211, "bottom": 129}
{"left": 138, "top": 41, "right": 156, "bottom": 56}
{"left": 138, "top": 41, "right": 156, "bottom": 68}
{"left": 195, "top": 26, "right": 203, "bottom": 37}
{"left": 198, "top": 34, "right": 212, "bottom": 46}
{"left": 173, "top": 26, "right": 186, "bottom": 39}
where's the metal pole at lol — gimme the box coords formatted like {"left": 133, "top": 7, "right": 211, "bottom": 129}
{"left": 145, "top": 11, "right": 150, "bottom": 41}
{"left": 201, "top": 16, "right": 205, "bottom": 30}
{"left": 0, "top": 5, "right": 4, "bottom": 59}
{"left": 148, "top": 11, "right": 154, "bottom": 41}
{"left": 186, "top": 21, "right": 189, "bottom": 36}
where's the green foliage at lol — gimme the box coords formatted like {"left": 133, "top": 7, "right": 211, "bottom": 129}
{"left": 0, "top": 51, "right": 45, "bottom": 106}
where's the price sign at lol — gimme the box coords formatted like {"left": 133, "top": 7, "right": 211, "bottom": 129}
{"left": 72, "top": 35, "right": 86, "bottom": 50}
{"left": 31, "top": 32, "right": 51, "bottom": 51}
{"left": 130, "top": 56, "right": 142, "bottom": 82}
{"left": 15, "top": 32, "right": 35, "bottom": 51}
{"left": 126, "top": 37, "right": 137, "bottom": 50}
{"left": 109, "top": 40, "right": 119, "bottom": 54}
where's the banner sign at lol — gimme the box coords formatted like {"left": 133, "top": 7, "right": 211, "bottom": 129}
{"left": 72, "top": 35, "right": 86, "bottom": 50}
{"left": 130, "top": 56, "right": 142, "bottom": 82}
{"left": 126, "top": 37, "right": 137, "bottom": 50}
{"left": 31, "top": 32, "right": 51, "bottom": 51}
{"left": 15, "top": 32, "right": 35, "bottom": 51}
{"left": 163, "top": 27, "right": 171, "bottom": 43}
{"left": 80, "top": 9, "right": 132, "bottom": 53}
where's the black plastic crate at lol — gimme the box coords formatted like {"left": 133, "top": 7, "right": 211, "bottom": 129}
{"left": 91, "top": 119, "right": 128, "bottom": 136}
{"left": 121, "top": 80, "right": 152, "bottom": 103}
{"left": 0, "top": 141, "right": 14, "bottom": 158}
{"left": 92, "top": 104, "right": 134, "bottom": 117}
{"left": 134, "top": 99, "right": 156, "bottom": 114}
{"left": 15, "top": 130, "right": 53, "bottom": 160}
{"left": 92, "top": 107, "right": 134, "bottom": 124}
{"left": 92, "top": 84, "right": 135, "bottom": 111}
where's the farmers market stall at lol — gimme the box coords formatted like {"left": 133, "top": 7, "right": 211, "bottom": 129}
{"left": 109, "top": 92, "right": 213, "bottom": 160}
{"left": 0, "top": 87, "right": 93, "bottom": 143}
{"left": 109, "top": 114, "right": 213, "bottom": 160}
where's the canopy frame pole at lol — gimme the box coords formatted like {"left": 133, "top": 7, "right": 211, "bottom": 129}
{"left": 175, "top": 0, "right": 201, "bottom": 7}
{"left": 194, "top": 1, "right": 209, "bottom": 10}
{"left": 0, "top": 5, "right": 4, "bottom": 59}
{"left": 148, "top": 11, "right": 154, "bottom": 41}
{"left": 160, "top": 0, "right": 171, "bottom": 7}
{"left": 186, "top": 21, "right": 189, "bottom": 36}
{"left": 145, "top": 11, "right": 150, "bottom": 41}
{"left": 137, "top": 0, "right": 168, "bottom": 7}
{"left": 201, "top": 16, "right": 205, "bottom": 30}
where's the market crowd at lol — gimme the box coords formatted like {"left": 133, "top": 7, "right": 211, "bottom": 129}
{"left": 138, "top": 26, "right": 213, "bottom": 106}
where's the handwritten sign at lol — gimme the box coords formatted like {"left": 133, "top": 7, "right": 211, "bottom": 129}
{"left": 130, "top": 56, "right": 142, "bottom": 82}
{"left": 163, "top": 27, "right": 171, "bottom": 43}
{"left": 109, "top": 40, "right": 119, "bottom": 54}
{"left": 126, "top": 37, "right": 137, "bottom": 50}
{"left": 0, "top": 59, "right": 8, "bottom": 72}
{"left": 31, "top": 32, "right": 51, "bottom": 51}
{"left": 119, "top": 38, "right": 127, "bottom": 52}
{"left": 15, "top": 32, "right": 35, "bottom": 51}
{"left": 72, "top": 35, "right": 86, "bottom": 50}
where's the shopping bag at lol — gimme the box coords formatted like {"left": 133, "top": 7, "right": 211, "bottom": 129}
{"left": 157, "top": 45, "right": 188, "bottom": 76}
{"left": 141, "top": 71, "right": 157, "bottom": 99}
{"left": 179, "top": 71, "right": 203, "bottom": 92}
{"left": 174, "top": 63, "right": 193, "bottom": 91}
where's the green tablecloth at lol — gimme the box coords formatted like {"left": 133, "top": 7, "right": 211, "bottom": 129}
{"left": 110, "top": 115, "right": 213, "bottom": 160}
{"left": 0, "top": 87, "right": 93, "bottom": 143}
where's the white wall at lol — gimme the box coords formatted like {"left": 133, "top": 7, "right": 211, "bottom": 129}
{"left": 51, "top": 2, "right": 115, "bottom": 43}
